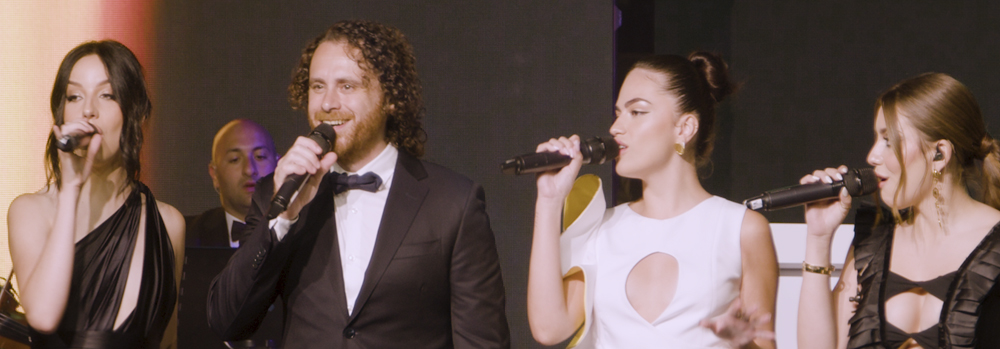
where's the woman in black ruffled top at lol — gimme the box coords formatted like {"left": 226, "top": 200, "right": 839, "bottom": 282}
{"left": 796, "top": 73, "right": 1000, "bottom": 349}
{"left": 7, "top": 41, "right": 185, "bottom": 348}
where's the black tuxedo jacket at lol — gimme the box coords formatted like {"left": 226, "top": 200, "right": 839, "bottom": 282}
{"left": 182, "top": 207, "right": 284, "bottom": 348}
{"left": 207, "top": 151, "right": 509, "bottom": 348}
{"left": 185, "top": 207, "right": 230, "bottom": 247}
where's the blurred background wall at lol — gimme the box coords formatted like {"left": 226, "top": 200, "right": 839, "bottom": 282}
{"left": 3, "top": 1, "right": 999, "bottom": 347}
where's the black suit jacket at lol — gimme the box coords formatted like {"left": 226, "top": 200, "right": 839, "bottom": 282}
{"left": 207, "top": 151, "right": 509, "bottom": 348}
{"left": 182, "top": 207, "right": 284, "bottom": 348}
{"left": 185, "top": 207, "right": 230, "bottom": 247}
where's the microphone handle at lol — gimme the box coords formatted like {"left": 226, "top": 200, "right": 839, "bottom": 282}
{"left": 756, "top": 182, "right": 845, "bottom": 211}
{"left": 503, "top": 152, "right": 573, "bottom": 175}
{"left": 56, "top": 135, "right": 79, "bottom": 152}
{"left": 266, "top": 123, "right": 336, "bottom": 219}
{"left": 268, "top": 173, "right": 308, "bottom": 219}
{"left": 56, "top": 131, "right": 97, "bottom": 152}
{"left": 501, "top": 136, "right": 617, "bottom": 175}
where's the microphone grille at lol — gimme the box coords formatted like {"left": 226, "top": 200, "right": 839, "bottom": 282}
{"left": 587, "top": 137, "right": 619, "bottom": 164}
{"left": 313, "top": 123, "right": 337, "bottom": 141}
{"left": 310, "top": 123, "right": 337, "bottom": 153}
{"left": 602, "top": 137, "right": 620, "bottom": 160}
{"left": 845, "top": 168, "right": 879, "bottom": 196}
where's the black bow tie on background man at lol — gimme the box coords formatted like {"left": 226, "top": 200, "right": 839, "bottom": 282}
{"left": 333, "top": 171, "right": 383, "bottom": 195}
{"left": 231, "top": 221, "right": 248, "bottom": 243}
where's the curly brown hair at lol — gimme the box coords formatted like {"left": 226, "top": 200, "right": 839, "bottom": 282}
{"left": 289, "top": 20, "right": 426, "bottom": 157}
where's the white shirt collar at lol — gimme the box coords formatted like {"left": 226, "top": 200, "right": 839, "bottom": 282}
{"left": 331, "top": 144, "right": 397, "bottom": 192}
{"left": 223, "top": 211, "right": 243, "bottom": 248}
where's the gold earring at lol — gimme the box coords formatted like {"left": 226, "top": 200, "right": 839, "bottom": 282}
{"left": 932, "top": 168, "right": 945, "bottom": 231}
{"left": 674, "top": 143, "right": 685, "bottom": 156}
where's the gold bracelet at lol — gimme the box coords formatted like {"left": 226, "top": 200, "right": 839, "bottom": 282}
{"left": 802, "top": 262, "right": 834, "bottom": 275}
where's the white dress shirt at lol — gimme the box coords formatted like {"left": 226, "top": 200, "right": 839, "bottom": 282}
{"left": 224, "top": 211, "right": 243, "bottom": 248}
{"left": 270, "top": 145, "right": 397, "bottom": 315}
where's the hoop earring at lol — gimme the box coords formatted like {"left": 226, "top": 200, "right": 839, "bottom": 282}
{"left": 932, "top": 168, "right": 945, "bottom": 231}
{"left": 674, "top": 143, "right": 685, "bottom": 156}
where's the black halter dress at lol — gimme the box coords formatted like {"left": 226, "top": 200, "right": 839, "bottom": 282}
{"left": 32, "top": 183, "right": 177, "bottom": 348}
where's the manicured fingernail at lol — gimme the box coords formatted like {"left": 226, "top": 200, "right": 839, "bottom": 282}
{"left": 824, "top": 176, "right": 833, "bottom": 183}
{"left": 835, "top": 173, "right": 843, "bottom": 181}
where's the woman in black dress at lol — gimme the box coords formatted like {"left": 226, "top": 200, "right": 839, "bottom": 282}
{"left": 7, "top": 40, "right": 184, "bottom": 348}
{"left": 797, "top": 73, "right": 1000, "bottom": 348}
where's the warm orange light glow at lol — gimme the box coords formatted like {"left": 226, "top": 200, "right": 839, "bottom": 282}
{"left": 0, "top": 0, "right": 156, "bottom": 292}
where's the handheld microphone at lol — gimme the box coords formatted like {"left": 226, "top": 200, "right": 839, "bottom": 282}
{"left": 743, "top": 168, "right": 878, "bottom": 211}
{"left": 267, "top": 123, "right": 337, "bottom": 219}
{"left": 501, "top": 137, "right": 619, "bottom": 175}
{"left": 55, "top": 130, "right": 96, "bottom": 152}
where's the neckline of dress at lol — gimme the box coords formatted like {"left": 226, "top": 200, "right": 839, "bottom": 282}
{"left": 623, "top": 195, "right": 718, "bottom": 222}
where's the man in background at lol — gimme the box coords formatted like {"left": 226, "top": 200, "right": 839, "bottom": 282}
{"left": 181, "top": 119, "right": 283, "bottom": 349}
{"left": 186, "top": 119, "right": 278, "bottom": 247}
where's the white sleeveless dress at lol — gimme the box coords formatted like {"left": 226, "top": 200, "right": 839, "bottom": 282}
{"left": 561, "top": 188, "right": 745, "bottom": 349}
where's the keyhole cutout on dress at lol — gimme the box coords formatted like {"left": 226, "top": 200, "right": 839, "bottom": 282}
{"left": 625, "top": 252, "right": 679, "bottom": 324}
{"left": 884, "top": 288, "right": 943, "bottom": 335}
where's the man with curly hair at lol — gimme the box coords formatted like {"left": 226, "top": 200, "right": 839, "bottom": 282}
{"left": 207, "top": 20, "right": 510, "bottom": 348}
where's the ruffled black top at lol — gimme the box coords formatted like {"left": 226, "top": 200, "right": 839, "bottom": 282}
{"left": 847, "top": 206, "right": 1000, "bottom": 349}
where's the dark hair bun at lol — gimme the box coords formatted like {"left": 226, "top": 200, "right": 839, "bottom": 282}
{"left": 688, "top": 51, "right": 734, "bottom": 103}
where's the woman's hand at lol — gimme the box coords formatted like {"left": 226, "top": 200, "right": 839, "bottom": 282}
{"left": 53, "top": 120, "right": 102, "bottom": 189}
{"left": 802, "top": 166, "right": 852, "bottom": 239}
{"left": 535, "top": 135, "right": 584, "bottom": 202}
{"left": 699, "top": 299, "right": 775, "bottom": 347}
{"left": 528, "top": 135, "right": 588, "bottom": 344}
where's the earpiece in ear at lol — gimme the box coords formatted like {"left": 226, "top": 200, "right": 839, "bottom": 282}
{"left": 934, "top": 148, "right": 944, "bottom": 161}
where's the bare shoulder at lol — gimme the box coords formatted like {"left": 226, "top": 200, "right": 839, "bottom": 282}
{"left": 8, "top": 189, "right": 56, "bottom": 229}
{"left": 740, "top": 209, "right": 773, "bottom": 243}
{"left": 155, "top": 200, "right": 186, "bottom": 242}
{"left": 975, "top": 203, "right": 1000, "bottom": 229}
{"left": 9, "top": 192, "right": 51, "bottom": 215}
{"left": 738, "top": 208, "right": 777, "bottom": 278}
{"left": 8, "top": 189, "right": 58, "bottom": 262}
{"left": 962, "top": 202, "right": 1000, "bottom": 241}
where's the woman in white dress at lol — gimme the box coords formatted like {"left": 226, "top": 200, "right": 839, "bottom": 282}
{"left": 527, "top": 52, "right": 778, "bottom": 348}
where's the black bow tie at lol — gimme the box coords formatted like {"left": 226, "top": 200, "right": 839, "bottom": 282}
{"left": 231, "top": 221, "right": 247, "bottom": 243}
{"left": 334, "top": 171, "right": 383, "bottom": 194}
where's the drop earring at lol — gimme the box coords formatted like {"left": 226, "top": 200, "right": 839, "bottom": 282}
{"left": 932, "top": 167, "right": 945, "bottom": 231}
{"left": 674, "top": 143, "right": 685, "bottom": 156}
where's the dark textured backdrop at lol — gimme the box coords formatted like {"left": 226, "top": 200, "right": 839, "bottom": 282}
{"left": 651, "top": 0, "right": 1000, "bottom": 224}
{"left": 146, "top": 2, "right": 614, "bottom": 348}
{"left": 143, "top": 1, "right": 1000, "bottom": 347}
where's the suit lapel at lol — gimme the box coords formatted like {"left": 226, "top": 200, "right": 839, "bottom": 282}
{"left": 349, "top": 152, "right": 428, "bottom": 321}
{"left": 314, "top": 172, "right": 352, "bottom": 322}
{"left": 277, "top": 171, "right": 353, "bottom": 322}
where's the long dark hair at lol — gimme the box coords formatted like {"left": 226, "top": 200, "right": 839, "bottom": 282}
{"left": 45, "top": 40, "right": 151, "bottom": 190}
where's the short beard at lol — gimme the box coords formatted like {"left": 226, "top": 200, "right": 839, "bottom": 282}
{"left": 316, "top": 108, "right": 388, "bottom": 169}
